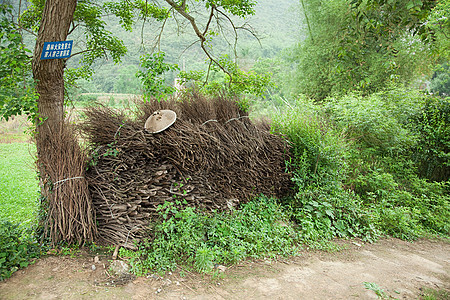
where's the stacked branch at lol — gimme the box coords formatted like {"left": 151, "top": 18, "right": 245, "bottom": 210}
{"left": 81, "top": 93, "right": 292, "bottom": 247}
{"left": 36, "top": 123, "right": 96, "bottom": 245}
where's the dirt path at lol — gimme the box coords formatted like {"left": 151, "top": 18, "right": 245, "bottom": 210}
{"left": 1, "top": 238, "right": 449, "bottom": 299}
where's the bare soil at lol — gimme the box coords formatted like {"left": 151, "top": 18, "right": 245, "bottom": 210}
{"left": 1, "top": 238, "right": 449, "bottom": 299}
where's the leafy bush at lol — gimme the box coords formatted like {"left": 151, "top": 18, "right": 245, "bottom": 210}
{"left": 268, "top": 89, "right": 449, "bottom": 244}
{"left": 430, "top": 63, "right": 450, "bottom": 96}
{"left": 271, "top": 96, "right": 348, "bottom": 188}
{"left": 410, "top": 96, "right": 450, "bottom": 181}
{"left": 119, "top": 196, "right": 299, "bottom": 275}
{"left": 0, "top": 219, "right": 40, "bottom": 281}
{"left": 325, "top": 92, "right": 418, "bottom": 157}
{"left": 323, "top": 88, "right": 450, "bottom": 239}
{"left": 270, "top": 97, "right": 379, "bottom": 244}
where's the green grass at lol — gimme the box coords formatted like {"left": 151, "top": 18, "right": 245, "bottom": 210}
{"left": 0, "top": 143, "right": 39, "bottom": 227}
{"left": 421, "top": 287, "right": 450, "bottom": 300}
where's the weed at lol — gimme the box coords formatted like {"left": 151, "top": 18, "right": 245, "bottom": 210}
{"left": 59, "top": 244, "right": 81, "bottom": 258}
{"left": 0, "top": 219, "right": 40, "bottom": 281}
{"left": 363, "top": 282, "right": 394, "bottom": 299}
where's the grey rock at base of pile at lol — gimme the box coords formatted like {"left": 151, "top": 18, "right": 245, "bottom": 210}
{"left": 109, "top": 260, "right": 130, "bottom": 275}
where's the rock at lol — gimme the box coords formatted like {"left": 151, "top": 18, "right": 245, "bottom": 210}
{"left": 352, "top": 242, "right": 362, "bottom": 247}
{"left": 91, "top": 265, "right": 96, "bottom": 271}
{"left": 109, "top": 260, "right": 130, "bottom": 275}
{"left": 94, "top": 256, "right": 100, "bottom": 263}
{"left": 216, "top": 265, "right": 227, "bottom": 273}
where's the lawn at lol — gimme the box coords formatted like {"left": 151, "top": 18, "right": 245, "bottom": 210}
{"left": 0, "top": 143, "right": 39, "bottom": 227}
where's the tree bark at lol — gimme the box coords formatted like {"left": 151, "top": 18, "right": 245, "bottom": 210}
{"left": 32, "top": 0, "right": 76, "bottom": 131}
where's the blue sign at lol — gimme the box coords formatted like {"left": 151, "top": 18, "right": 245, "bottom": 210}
{"left": 40, "top": 41, "right": 73, "bottom": 60}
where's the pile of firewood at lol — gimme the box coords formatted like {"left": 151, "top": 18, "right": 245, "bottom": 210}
{"left": 81, "top": 93, "right": 292, "bottom": 247}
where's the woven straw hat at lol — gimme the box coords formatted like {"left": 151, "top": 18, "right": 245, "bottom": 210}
{"left": 144, "top": 110, "right": 177, "bottom": 133}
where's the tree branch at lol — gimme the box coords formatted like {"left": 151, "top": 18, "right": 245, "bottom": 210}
{"left": 216, "top": 8, "right": 238, "bottom": 60}
{"left": 165, "top": 0, "right": 233, "bottom": 82}
{"left": 164, "top": 0, "right": 205, "bottom": 41}
{"left": 153, "top": 7, "right": 173, "bottom": 51}
{"left": 68, "top": 22, "right": 78, "bottom": 35}
{"left": 203, "top": 6, "right": 215, "bottom": 36}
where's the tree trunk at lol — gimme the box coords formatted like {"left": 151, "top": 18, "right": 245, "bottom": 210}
{"left": 32, "top": 0, "right": 96, "bottom": 245}
{"left": 32, "top": 0, "right": 75, "bottom": 130}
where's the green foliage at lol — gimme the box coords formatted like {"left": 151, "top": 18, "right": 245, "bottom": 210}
{"left": 293, "top": 0, "right": 433, "bottom": 100}
{"left": 325, "top": 92, "right": 419, "bottom": 156}
{"left": 430, "top": 63, "right": 450, "bottom": 96}
{"left": 421, "top": 287, "right": 450, "bottom": 300}
{"left": 427, "top": 0, "right": 450, "bottom": 59}
{"left": 180, "top": 55, "right": 273, "bottom": 99}
{"left": 271, "top": 96, "right": 347, "bottom": 191}
{"left": 411, "top": 96, "right": 450, "bottom": 181}
{"left": 0, "top": 4, "right": 37, "bottom": 121}
{"left": 351, "top": 0, "right": 437, "bottom": 44}
{"left": 0, "top": 219, "right": 40, "bottom": 281}
{"left": 136, "top": 52, "right": 179, "bottom": 100}
{"left": 363, "top": 281, "right": 388, "bottom": 299}
{"left": 119, "top": 196, "right": 299, "bottom": 275}
{"left": 205, "top": 0, "right": 256, "bottom": 17}
{"left": 271, "top": 96, "right": 379, "bottom": 244}
{"left": 324, "top": 88, "right": 450, "bottom": 238}
{"left": 270, "top": 88, "right": 449, "bottom": 244}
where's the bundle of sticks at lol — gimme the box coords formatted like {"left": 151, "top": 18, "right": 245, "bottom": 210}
{"left": 81, "top": 93, "right": 292, "bottom": 247}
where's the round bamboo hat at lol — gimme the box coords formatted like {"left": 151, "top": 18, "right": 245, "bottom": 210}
{"left": 144, "top": 110, "right": 177, "bottom": 133}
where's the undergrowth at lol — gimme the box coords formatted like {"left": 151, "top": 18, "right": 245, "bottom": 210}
{"left": 119, "top": 196, "right": 300, "bottom": 275}
{"left": 0, "top": 220, "right": 40, "bottom": 281}
{"left": 271, "top": 89, "right": 449, "bottom": 245}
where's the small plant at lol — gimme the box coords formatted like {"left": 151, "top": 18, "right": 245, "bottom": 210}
{"left": 58, "top": 244, "right": 81, "bottom": 258}
{"left": 0, "top": 219, "right": 40, "bottom": 281}
{"left": 194, "top": 246, "right": 215, "bottom": 273}
{"left": 364, "top": 282, "right": 391, "bottom": 299}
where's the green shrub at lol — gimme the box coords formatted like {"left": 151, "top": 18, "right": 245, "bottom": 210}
{"left": 270, "top": 96, "right": 379, "bottom": 244}
{"left": 290, "top": 185, "right": 379, "bottom": 244}
{"left": 271, "top": 89, "right": 449, "bottom": 244}
{"left": 0, "top": 219, "right": 40, "bottom": 281}
{"left": 324, "top": 89, "right": 450, "bottom": 239}
{"left": 430, "top": 63, "right": 450, "bottom": 96}
{"left": 271, "top": 96, "right": 348, "bottom": 189}
{"left": 120, "top": 196, "right": 299, "bottom": 275}
{"left": 410, "top": 96, "right": 450, "bottom": 181}
{"left": 325, "top": 92, "right": 417, "bottom": 157}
